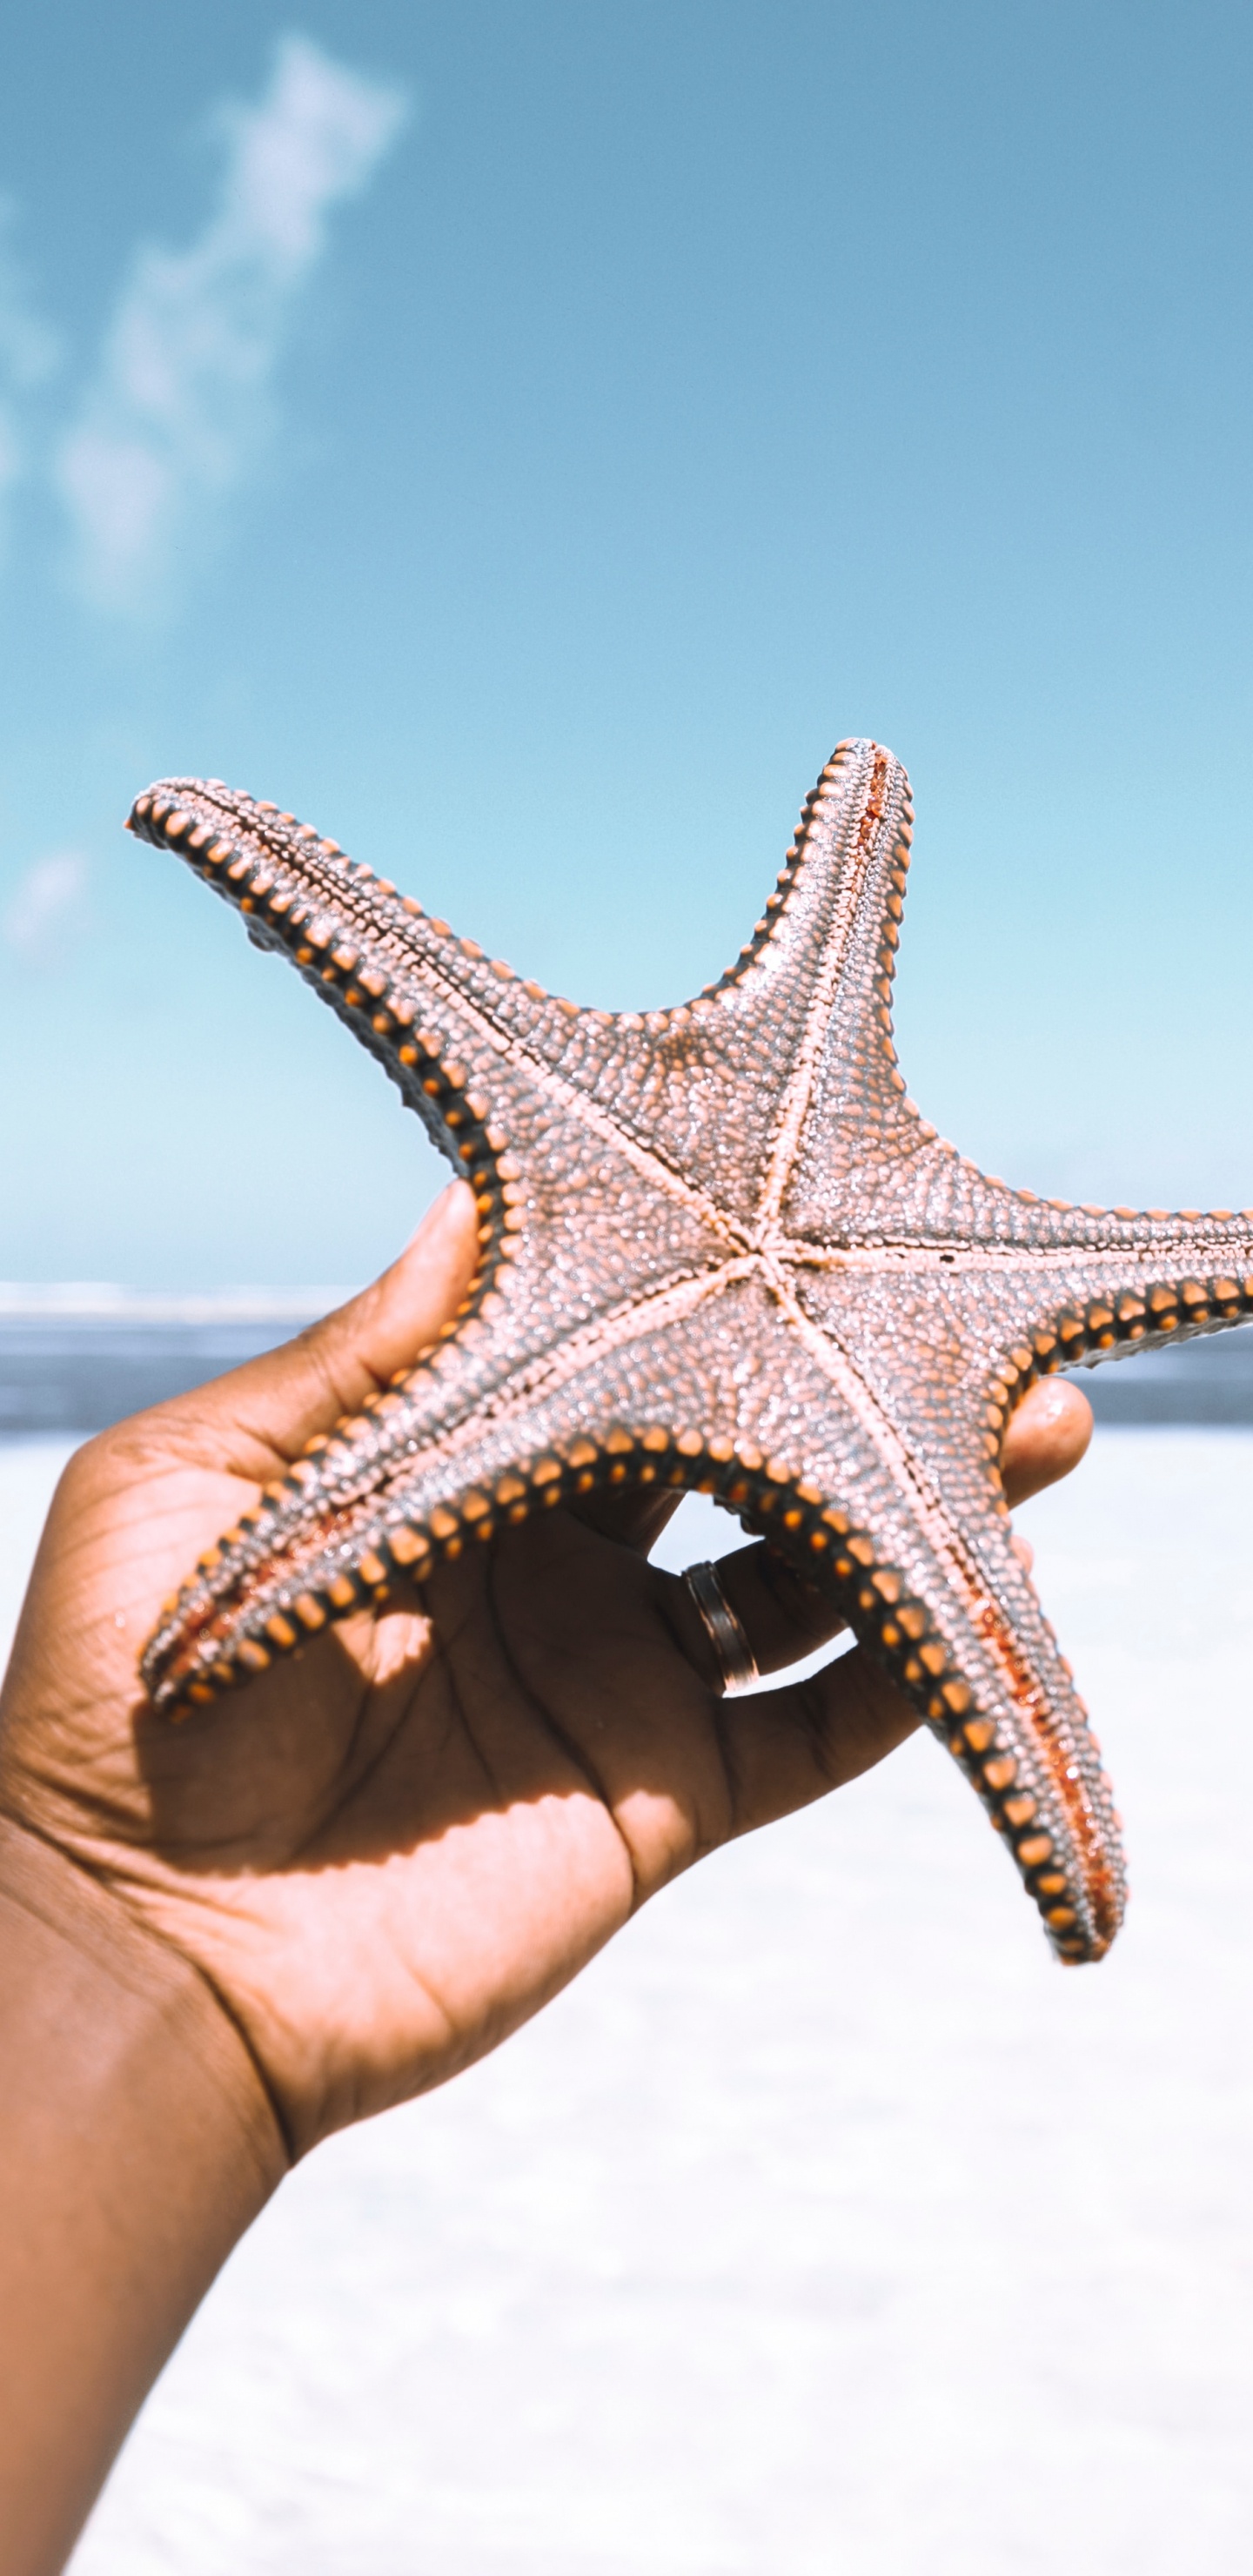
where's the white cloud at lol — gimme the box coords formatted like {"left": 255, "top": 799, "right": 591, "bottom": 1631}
{"left": 0, "top": 203, "right": 60, "bottom": 537}
{"left": 3, "top": 851, "right": 90, "bottom": 963}
{"left": 55, "top": 37, "right": 408, "bottom": 613}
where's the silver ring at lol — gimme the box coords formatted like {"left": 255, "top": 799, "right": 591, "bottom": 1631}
{"left": 682, "top": 1560, "right": 761, "bottom": 1695}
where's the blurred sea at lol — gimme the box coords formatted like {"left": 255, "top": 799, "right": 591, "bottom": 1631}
{"left": 0, "top": 1310, "right": 1250, "bottom": 2574}
{"left": 2, "top": 1290, "right": 1251, "bottom": 1432}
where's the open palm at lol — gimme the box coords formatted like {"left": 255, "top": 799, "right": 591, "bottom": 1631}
{"left": 0, "top": 1184, "right": 1090, "bottom": 2160}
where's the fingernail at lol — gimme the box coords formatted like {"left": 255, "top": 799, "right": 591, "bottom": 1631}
{"left": 404, "top": 1180, "right": 472, "bottom": 1251}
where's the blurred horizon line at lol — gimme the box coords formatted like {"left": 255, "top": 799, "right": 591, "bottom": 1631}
{"left": 0, "top": 1281, "right": 353, "bottom": 1323}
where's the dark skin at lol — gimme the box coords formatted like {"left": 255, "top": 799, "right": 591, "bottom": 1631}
{"left": 0, "top": 1180, "right": 1090, "bottom": 2162}
{"left": 0, "top": 1178, "right": 1092, "bottom": 2573}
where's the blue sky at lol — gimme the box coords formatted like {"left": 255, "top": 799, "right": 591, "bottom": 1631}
{"left": 0, "top": 0, "right": 1250, "bottom": 1287}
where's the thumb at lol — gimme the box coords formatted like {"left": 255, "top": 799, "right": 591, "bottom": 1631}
{"left": 142, "top": 1184, "right": 479, "bottom": 1483}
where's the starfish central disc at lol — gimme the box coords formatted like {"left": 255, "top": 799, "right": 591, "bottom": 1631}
{"left": 127, "top": 741, "right": 1253, "bottom": 1964}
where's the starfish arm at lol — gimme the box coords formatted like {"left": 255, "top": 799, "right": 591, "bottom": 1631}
{"left": 129, "top": 777, "right": 739, "bottom": 1321}
{"left": 126, "top": 780, "right": 737, "bottom": 1243}
{"left": 127, "top": 779, "right": 687, "bottom": 1123}
{"left": 767, "top": 1261, "right": 1125, "bottom": 1959}
{"left": 774, "top": 757, "right": 1248, "bottom": 1263}
{"left": 794, "top": 1214, "right": 1253, "bottom": 1381}
{"left": 580, "top": 736, "right": 920, "bottom": 1224}
{"left": 143, "top": 1271, "right": 794, "bottom": 1714}
{"left": 808, "top": 1090, "right": 1253, "bottom": 1261}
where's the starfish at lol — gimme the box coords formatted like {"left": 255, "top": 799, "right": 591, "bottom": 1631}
{"left": 127, "top": 741, "right": 1253, "bottom": 1965}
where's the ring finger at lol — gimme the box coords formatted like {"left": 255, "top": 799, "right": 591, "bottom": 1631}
{"left": 659, "top": 1540, "right": 846, "bottom": 1697}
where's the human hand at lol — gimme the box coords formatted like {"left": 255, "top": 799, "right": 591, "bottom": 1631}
{"left": 0, "top": 1184, "right": 1090, "bottom": 2161}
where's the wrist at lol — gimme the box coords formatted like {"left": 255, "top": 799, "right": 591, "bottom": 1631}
{"left": 0, "top": 1815, "right": 286, "bottom": 2576}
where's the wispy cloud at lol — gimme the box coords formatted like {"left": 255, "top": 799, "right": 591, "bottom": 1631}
{"left": 0, "top": 204, "right": 60, "bottom": 544}
{"left": 55, "top": 37, "right": 408, "bottom": 614}
{"left": 2, "top": 851, "right": 90, "bottom": 963}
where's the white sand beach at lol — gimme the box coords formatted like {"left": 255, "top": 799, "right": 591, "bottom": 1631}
{"left": 2, "top": 1431, "right": 1250, "bottom": 2574}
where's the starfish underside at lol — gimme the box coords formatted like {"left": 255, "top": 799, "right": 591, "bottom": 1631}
{"left": 128, "top": 741, "right": 1253, "bottom": 1964}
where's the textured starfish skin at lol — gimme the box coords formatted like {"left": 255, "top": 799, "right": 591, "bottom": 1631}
{"left": 127, "top": 741, "right": 1253, "bottom": 1963}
